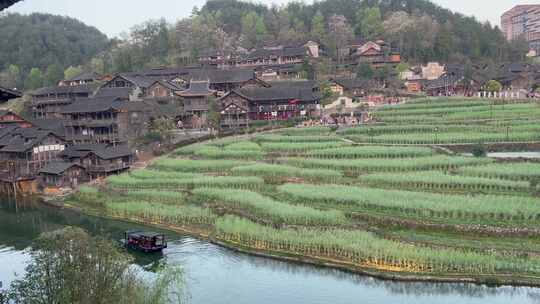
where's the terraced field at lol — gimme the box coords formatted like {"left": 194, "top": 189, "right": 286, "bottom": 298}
{"left": 346, "top": 98, "right": 540, "bottom": 144}
{"left": 72, "top": 98, "right": 540, "bottom": 285}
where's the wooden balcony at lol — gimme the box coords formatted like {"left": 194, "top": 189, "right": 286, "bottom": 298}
{"left": 0, "top": 171, "right": 36, "bottom": 182}
{"left": 64, "top": 119, "right": 117, "bottom": 127}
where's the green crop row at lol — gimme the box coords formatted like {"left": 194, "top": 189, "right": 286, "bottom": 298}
{"left": 231, "top": 163, "right": 342, "bottom": 182}
{"left": 347, "top": 131, "right": 540, "bottom": 144}
{"left": 280, "top": 155, "right": 492, "bottom": 173}
{"left": 278, "top": 183, "right": 540, "bottom": 224}
{"left": 338, "top": 124, "right": 540, "bottom": 136}
{"left": 194, "top": 145, "right": 264, "bottom": 160}
{"left": 106, "top": 175, "right": 264, "bottom": 190}
{"left": 254, "top": 134, "right": 342, "bottom": 143}
{"left": 124, "top": 190, "right": 186, "bottom": 204}
{"left": 377, "top": 100, "right": 489, "bottom": 111}
{"left": 107, "top": 201, "right": 216, "bottom": 225}
{"left": 306, "top": 146, "right": 434, "bottom": 159}
{"left": 458, "top": 163, "right": 540, "bottom": 181}
{"left": 261, "top": 141, "right": 348, "bottom": 153}
{"left": 359, "top": 171, "right": 531, "bottom": 193}
{"left": 130, "top": 169, "right": 200, "bottom": 180}
{"left": 216, "top": 216, "right": 540, "bottom": 274}
{"left": 276, "top": 126, "right": 333, "bottom": 136}
{"left": 224, "top": 141, "right": 262, "bottom": 151}
{"left": 192, "top": 188, "right": 346, "bottom": 226}
{"left": 151, "top": 159, "right": 247, "bottom": 172}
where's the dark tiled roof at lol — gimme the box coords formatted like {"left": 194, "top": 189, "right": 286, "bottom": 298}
{"left": 424, "top": 74, "right": 463, "bottom": 90}
{"left": 235, "top": 87, "right": 320, "bottom": 102}
{"left": 0, "top": 125, "right": 19, "bottom": 139}
{"left": 60, "top": 97, "right": 121, "bottom": 114}
{"left": 117, "top": 74, "right": 165, "bottom": 88}
{"left": 189, "top": 69, "right": 256, "bottom": 84}
{"left": 60, "top": 143, "right": 107, "bottom": 159}
{"left": 151, "top": 80, "right": 184, "bottom": 92}
{"left": 177, "top": 80, "right": 214, "bottom": 97}
{"left": 269, "top": 80, "right": 319, "bottom": 90}
{"left": 92, "top": 144, "right": 133, "bottom": 160}
{"left": 0, "top": 0, "right": 21, "bottom": 11}
{"left": 61, "top": 97, "right": 152, "bottom": 114}
{"left": 39, "top": 161, "right": 82, "bottom": 175}
{"left": 29, "top": 118, "right": 68, "bottom": 137}
{"left": 93, "top": 87, "right": 134, "bottom": 99}
{"left": 500, "top": 62, "right": 530, "bottom": 74}
{"left": 60, "top": 143, "right": 132, "bottom": 160}
{"left": 138, "top": 66, "right": 199, "bottom": 77}
{"left": 116, "top": 101, "right": 153, "bottom": 112}
{"left": 0, "top": 86, "right": 22, "bottom": 100}
{"left": 0, "top": 127, "right": 61, "bottom": 153}
{"left": 31, "top": 84, "right": 94, "bottom": 96}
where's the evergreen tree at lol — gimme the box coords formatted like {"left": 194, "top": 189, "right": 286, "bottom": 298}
{"left": 0, "top": 64, "right": 21, "bottom": 89}
{"left": 44, "top": 64, "right": 64, "bottom": 86}
{"left": 64, "top": 66, "right": 83, "bottom": 81}
{"left": 157, "top": 20, "right": 171, "bottom": 60}
{"left": 207, "top": 96, "right": 221, "bottom": 132}
{"left": 310, "top": 11, "right": 326, "bottom": 42}
{"left": 255, "top": 14, "right": 268, "bottom": 46}
{"left": 376, "top": 64, "right": 392, "bottom": 83}
{"left": 357, "top": 62, "right": 374, "bottom": 80}
{"left": 241, "top": 12, "right": 266, "bottom": 49}
{"left": 24, "top": 68, "right": 43, "bottom": 90}
{"left": 434, "top": 22, "right": 455, "bottom": 61}
{"left": 356, "top": 7, "right": 384, "bottom": 40}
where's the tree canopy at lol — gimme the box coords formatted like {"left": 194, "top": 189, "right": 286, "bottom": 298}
{"left": 7, "top": 227, "right": 186, "bottom": 304}
{"left": 0, "top": 13, "right": 109, "bottom": 89}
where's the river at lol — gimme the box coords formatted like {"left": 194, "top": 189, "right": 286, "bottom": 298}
{"left": 0, "top": 200, "right": 539, "bottom": 304}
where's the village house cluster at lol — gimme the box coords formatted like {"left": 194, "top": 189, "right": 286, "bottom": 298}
{"left": 0, "top": 41, "right": 330, "bottom": 193}
{"left": 400, "top": 61, "right": 540, "bottom": 97}
{"left": 1, "top": 36, "right": 540, "bottom": 194}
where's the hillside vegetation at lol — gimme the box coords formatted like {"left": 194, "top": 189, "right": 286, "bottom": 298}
{"left": 1, "top": 1, "right": 527, "bottom": 90}
{"left": 0, "top": 13, "right": 109, "bottom": 89}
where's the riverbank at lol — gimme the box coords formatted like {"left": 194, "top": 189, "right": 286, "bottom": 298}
{"left": 4, "top": 201, "right": 540, "bottom": 304}
{"left": 59, "top": 200, "right": 540, "bottom": 288}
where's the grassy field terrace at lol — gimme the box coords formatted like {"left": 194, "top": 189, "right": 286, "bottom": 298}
{"left": 68, "top": 97, "right": 540, "bottom": 286}
{"left": 346, "top": 98, "right": 540, "bottom": 145}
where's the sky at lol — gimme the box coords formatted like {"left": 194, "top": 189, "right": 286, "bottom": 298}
{"left": 5, "top": 0, "right": 540, "bottom": 37}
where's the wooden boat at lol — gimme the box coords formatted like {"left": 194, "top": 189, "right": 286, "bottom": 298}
{"left": 121, "top": 230, "right": 167, "bottom": 253}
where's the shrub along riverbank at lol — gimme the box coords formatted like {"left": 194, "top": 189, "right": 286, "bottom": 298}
{"left": 67, "top": 98, "right": 540, "bottom": 286}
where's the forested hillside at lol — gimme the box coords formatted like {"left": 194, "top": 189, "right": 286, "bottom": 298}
{"left": 197, "top": 0, "right": 523, "bottom": 62}
{"left": 97, "top": 0, "right": 525, "bottom": 75}
{"left": 0, "top": 0, "right": 528, "bottom": 90}
{"left": 0, "top": 13, "right": 109, "bottom": 89}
